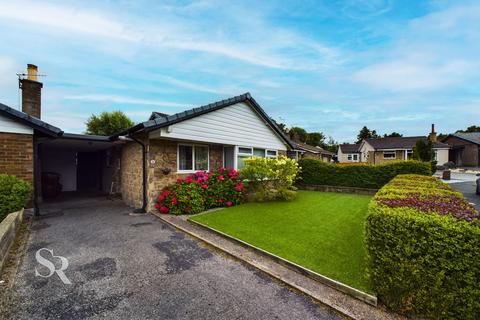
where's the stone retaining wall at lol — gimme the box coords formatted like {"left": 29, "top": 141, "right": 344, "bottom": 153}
{"left": 0, "top": 209, "right": 24, "bottom": 271}
{"left": 298, "top": 184, "right": 378, "bottom": 196}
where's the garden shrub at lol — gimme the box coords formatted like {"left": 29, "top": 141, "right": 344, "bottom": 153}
{"left": 298, "top": 159, "right": 431, "bottom": 189}
{"left": 0, "top": 174, "right": 32, "bottom": 222}
{"left": 155, "top": 168, "right": 244, "bottom": 215}
{"left": 365, "top": 174, "right": 480, "bottom": 319}
{"left": 240, "top": 156, "right": 300, "bottom": 202}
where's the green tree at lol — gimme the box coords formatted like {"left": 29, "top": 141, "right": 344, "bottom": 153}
{"left": 383, "top": 132, "right": 403, "bottom": 137}
{"left": 288, "top": 127, "right": 308, "bottom": 143}
{"left": 306, "top": 132, "right": 326, "bottom": 147}
{"left": 413, "top": 139, "right": 434, "bottom": 162}
{"left": 85, "top": 111, "right": 134, "bottom": 136}
{"left": 457, "top": 125, "right": 480, "bottom": 133}
{"left": 324, "top": 136, "right": 339, "bottom": 153}
{"left": 356, "top": 126, "right": 379, "bottom": 143}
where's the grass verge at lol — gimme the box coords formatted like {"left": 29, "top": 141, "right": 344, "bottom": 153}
{"left": 191, "top": 191, "right": 372, "bottom": 293}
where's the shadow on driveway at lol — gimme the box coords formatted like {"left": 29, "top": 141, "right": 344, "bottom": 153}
{"left": 12, "top": 198, "right": 343, "bottom": 320}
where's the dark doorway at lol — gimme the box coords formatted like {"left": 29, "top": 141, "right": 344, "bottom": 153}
{"left": 77, "top": 152, "right": 102, "bottom": 191}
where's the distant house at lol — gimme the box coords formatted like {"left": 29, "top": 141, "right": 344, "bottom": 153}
{"left": 337, "top": 125, "right": 450, "bottom": 165}
{"left": 337, "top": 144, "right": 362, "bottom": 162}
{"left": 289, "top": 141, "right": 334, "bottom": 162}
{"left": 0, "top": 64, "right": 294, "bottom": 214}
{"left": 443, "top": 132, "right": 480, "bottom": 167}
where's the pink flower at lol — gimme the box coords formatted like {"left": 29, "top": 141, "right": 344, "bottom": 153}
{"left": 218, "top": 175, "right": 224, "bottom": 181}
{"left": 226, "top": 201, "right": 233, "bottom": 207}
{"left": 201, "top": 184, "right": 208, "bottom": 189}
{"left": 158, "top": 195, "right": 165, "bottom": 201}
{"left": 176, "top": 179, "right": 182, "bottom": 183}
{"left": 219, "top": 167, "right": 225, "bottom": 171}
{"left": 155, "top": 203, "right": 160, "bottom": 209}
{"left": 171, "top": 197, "right": 177, "bottom": 205}
{"left": 163, "top": 190, "right": 171, "bottom": 196}
{"left": 160, "top": 206, "right": 169, "bottom": 214}
{"left": 235, "top": 182, "right": 244, "bottom": 191}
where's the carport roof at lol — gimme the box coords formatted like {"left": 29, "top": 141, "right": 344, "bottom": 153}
{"left": 0, "top": 102, "right": 63, "bottom": 137}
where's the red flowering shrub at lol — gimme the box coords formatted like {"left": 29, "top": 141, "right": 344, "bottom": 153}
{"left": 155, "top": 182, "right": 205, "bottom": 215}
{"left": 155, "top": 167, "right": 244, "bottom": 215}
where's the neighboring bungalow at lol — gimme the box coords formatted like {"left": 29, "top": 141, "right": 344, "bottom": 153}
{"left": 0, "top": 64, "right": 293, "bottom": 214}
{"left": 289, "top": 141, "right": 334, "bottom": 162}
{"left": 337, "top": 125, "right": 450, "bottom": 165}
{"left": 443, "top": 132, "right": 480, "bottom": 167}
{"left": 337, "top": 143, "right": 362, "bottom": 162}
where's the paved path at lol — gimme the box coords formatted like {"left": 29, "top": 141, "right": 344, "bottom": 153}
{"left": 437, "top": 171, "right": 480, "bottom": 209}
{"left": 12, "top": 198, "right": 342, "bottom": 320}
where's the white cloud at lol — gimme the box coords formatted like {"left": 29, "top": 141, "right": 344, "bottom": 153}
{"left": 0, "top": 1, "right": 340, "bottom": 70}
{"left": 352, "top": 59, "right": 472, "bottom": 91}
{"left": 64, "top": 94, "right": 187, "bottom": 108}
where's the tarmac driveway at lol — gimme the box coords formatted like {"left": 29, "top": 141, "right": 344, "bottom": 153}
{"left": 12, "top": 198, "right": 341, "bottom": 320}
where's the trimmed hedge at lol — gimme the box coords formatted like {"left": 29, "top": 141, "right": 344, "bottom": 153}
{"left": 0, "top": 174, "right": 32, "bottom": 222}
{"left": 365, "top": 175, "right": 480, "bottom": 319}
{"left": 298, "top": 159, "right": 431, "bottom": 189}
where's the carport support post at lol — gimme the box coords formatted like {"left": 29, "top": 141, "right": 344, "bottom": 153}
{"left": 33, "top": 135, "right": 40, "bottom": 216}
{"left": 129, "top": 135, "right": 147, "bottom": 213}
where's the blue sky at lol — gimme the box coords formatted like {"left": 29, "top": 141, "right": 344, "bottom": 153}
{"left": 0, "top": 0, "right": 478, "bottom": 142}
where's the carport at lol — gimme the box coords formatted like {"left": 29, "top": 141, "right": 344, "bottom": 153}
{"left": 37, "top": 133, "right": 123, "bottom": 202}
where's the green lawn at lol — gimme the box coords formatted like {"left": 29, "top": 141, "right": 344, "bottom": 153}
{"left": 190, "top": 190, "right": 373, "bottom": 293}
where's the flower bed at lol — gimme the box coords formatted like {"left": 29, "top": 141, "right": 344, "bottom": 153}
{"left": 155, "top": 168, "right": 244, "bottom": 215}
{"left": 365, "top": 174, "right": 480, "bottom": 319}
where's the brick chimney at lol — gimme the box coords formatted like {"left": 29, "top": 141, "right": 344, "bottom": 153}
{"left": 428, "top": 123, "right": 437, "bottom": 142}
{"left": 19, "top": 64, "right": 43, "bottom": 119}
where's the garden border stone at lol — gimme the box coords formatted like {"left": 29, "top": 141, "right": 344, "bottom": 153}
{"left": 0, "top": 209, "right": 24, "bottom": 271}
{"left": 298, "top": 184, "right": 378, "bottom": 196}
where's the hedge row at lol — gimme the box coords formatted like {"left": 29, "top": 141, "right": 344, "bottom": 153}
{"left": 298, "top": 159, "right": 431, "bottom": 189}
{"left": 365, "top": 175, "right": 480, "bottom": 319}
{"left": 0, "top": 174, "right": 32, "bottom": 222}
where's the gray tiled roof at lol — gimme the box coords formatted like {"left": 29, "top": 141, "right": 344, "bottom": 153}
{"left": 293, "top": 141, "right": 334, "bottom": 155}
{"left": 0, "top": 102, "right": 63, "bottom": 137}
{"left": 451, "top": 132, "right": 480, "bottom": 145}
{"left": 365, "top": 136, "right": 450, "bottom": 150}
{"left": 339, "top": 143, "right": 361, "bottom": 153}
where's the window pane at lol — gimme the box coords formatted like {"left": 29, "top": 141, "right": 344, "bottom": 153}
{"left": 238, "top": 147, "right": 252, "bottom": 155}
{"left": 347, "top": 154, "right": 352, "bottom": 160}
{"left": 383, "top": 151, "right": 395, "bottom": 159}
{"left": 237, "top": 155, "right": 249, "bottom": 169}
{"left": 179, "top": 145, "right": 193, "bottom": 170}
{"left": 195, "top": 146, "right": 208, "bottom": 170}
{"left": 253, "top": 148, "right": 265, "bottom": 157}
{"left": 266, "top": 150, "right": 277, "bottom": 157}
{"left": 353, "top": 154, "right": 358, "bottom": 160}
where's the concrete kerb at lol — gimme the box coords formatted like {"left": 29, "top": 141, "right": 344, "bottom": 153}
{"left": 152, "top": 212, "right": 404, "bottom": 320}
{"left": 0, "top": 209, "right": 24, "bottom": 271}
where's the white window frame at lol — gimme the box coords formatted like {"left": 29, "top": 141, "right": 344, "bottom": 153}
{"left": 177, "top": 143, "right": 210, "bottom": 173}
{"left": 352, "top": 154, "right": 359, "bottom": 161}
{"left": 383, "top": 151, "right": 396, "bottom": 159}
{"left": 234, "top": 146, "right": 278, "bottom": 170}
{"left": 405, "top": 149, "right": 413, "bottom": 160}
{"left": 266, "top": 149, "right": 278, "bottom": 159}
{"left": 347, "top": 154, "right": 352, "bottom": 161}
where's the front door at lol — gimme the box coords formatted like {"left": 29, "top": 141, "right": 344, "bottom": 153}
{"left": 77, "top": 152, "right": 102, "bottom": 191}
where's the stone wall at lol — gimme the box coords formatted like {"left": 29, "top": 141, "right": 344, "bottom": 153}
{"left": 0, "top": 132, "right": 33, "bottom": 184}
{"left": 0, "top": 209, "right": 23, "bottom": 271}
{"left": 146, "top": 140, "right": 223, "bottom": 212}
{"left": 120, "top": 141, "right": 143, "bottom": 208}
